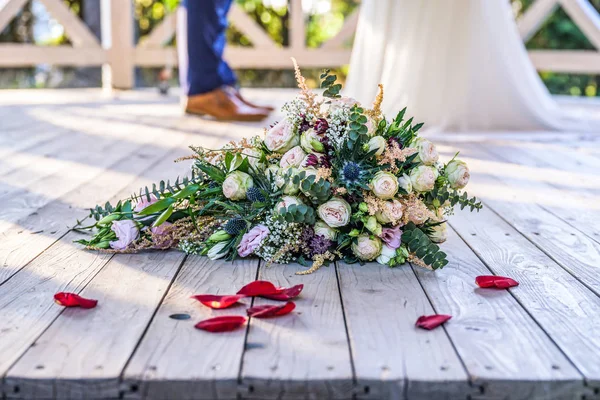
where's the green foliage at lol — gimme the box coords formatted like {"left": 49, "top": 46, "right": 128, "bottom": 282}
{"left": 320, "top": 69, "right": 342, "bottom": 98}
{"left": 402, "top": 223, "right": 449, "bottom": 270}
{"left": 131, "top": 170, "right": 202, "bottom": 202}
{"left": 297, "top": 174, "right": 332, "bottom": 203}
{"left": 278, "top": 204, "right": 317, "bottom": 224}
{"left": 384, "top": 108, "right": 424, "bottom": 146}
{"left": 346, "top": 105, "right": 369, "bottom": 151}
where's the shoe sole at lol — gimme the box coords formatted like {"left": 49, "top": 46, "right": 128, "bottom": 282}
{"left": 185, "top": 109, "right": 268, "bottom": 122}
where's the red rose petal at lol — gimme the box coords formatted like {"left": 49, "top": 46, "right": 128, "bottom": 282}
{"left": 476, "top": 275, "right": 519, "bottom": 289}
{"left": 247, "top": 301, "right": 296, "bottom": 318}
{"left": 237, "top": 280, "right": 280, "bottom": 297}
{"left": 415, "top": 314, "right": 452, "bottom": 330}
{"left": 262, "top": 284, "right": 304, "bottom": 301}
{"left": 54, "top": 292, "right": 98, "bottom": 309}
{"left": 194, "top": 315, "right": 247, "bottom": 332}
{"left": 191, "top": 294, "right": 245, "bottom": 309}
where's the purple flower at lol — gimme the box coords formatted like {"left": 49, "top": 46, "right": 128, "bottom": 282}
{"left": 238, "top": 224, "right": 269, "bottom": 257}
{"left": 110, "top": 220, "right": 139, "bottom": 250}
{"left": 151, "top": 221, "right": 173, "bottom": 236}
{"left": 380, "top": 225, "right": 402, "bottom": 249}
{"left": 314, "top": 118, "right": 329, "bottom": 135}
{"left": 309, "top": 234, "right": 332, "bottom": 256}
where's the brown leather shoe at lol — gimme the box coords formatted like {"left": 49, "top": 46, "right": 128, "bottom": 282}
{"left": 224, "top": 86, "right": 275, "bottom": 112}
{"left": 184, "top": 88, "right": 270, "bottom": 122}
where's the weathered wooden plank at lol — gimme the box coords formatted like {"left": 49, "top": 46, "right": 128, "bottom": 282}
{"left": 454, "top": 146, "right": 600, "bottom": 296}
{"left": 450, "top": 206, "right": 600, "bottom": 388}
{"left": 0, "top": 231, "right": 112, "bottom": 384}
{"left": 413, "top": 227, "right": 585, "bottom": 399}
{"left": 123, "top": 257, "right": 259, "bottom": 400}
{"left": 337, "top": 262, "right": 470, "bottom": 400}
{"left": 240, "top": 263, "right": 354, "bottom": 400}
{"left": 0, "top": 141, "right": 189, "bottom": 286}
{"left": 5, "top": 250, "right": 186, "bottom": 400}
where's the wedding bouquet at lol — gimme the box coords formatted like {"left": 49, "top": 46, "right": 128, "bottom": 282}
{"left": 76, "top": 60, "right": 481, "bottom": 274}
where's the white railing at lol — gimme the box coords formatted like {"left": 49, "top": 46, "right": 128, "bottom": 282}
{"left": 0, "top": 0, "right": 599, "bottom": 89}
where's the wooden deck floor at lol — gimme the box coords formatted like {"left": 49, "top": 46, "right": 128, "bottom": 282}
{"left": 0, "top": 89, "right": 599, "bottom": 400}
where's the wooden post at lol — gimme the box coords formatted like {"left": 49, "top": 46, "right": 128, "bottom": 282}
{"left": 101, "top": 0, "right": 134, "bottom": 89}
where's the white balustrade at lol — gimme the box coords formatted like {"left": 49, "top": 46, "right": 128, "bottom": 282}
{"left": 0, "top": 0, "right": 598, "bottom": 89}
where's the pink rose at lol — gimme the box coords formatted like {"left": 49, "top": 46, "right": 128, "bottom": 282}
{"left": 110, "top": 220, "right": 139, "bottom": 250}
{"left": 380, "top": 225, "right": 402, "bottom": 249}
{"left": 237, "top": 224, "right": 269, "bottom": 257}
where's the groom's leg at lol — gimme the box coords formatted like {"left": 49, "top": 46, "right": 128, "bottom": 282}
{"left": 178, "top": 0, "right": 236, "bottom": 96}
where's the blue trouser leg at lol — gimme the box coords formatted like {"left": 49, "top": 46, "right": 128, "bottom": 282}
{"left": 178, "top": 0, "right": 236, "bottom": 96}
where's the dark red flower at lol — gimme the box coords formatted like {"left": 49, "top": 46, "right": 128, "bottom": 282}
{"left": 195, "top": 316, "right": 247, "bottom": 332}
{"left": 54, "top": 292, "right": 98, "bottom": 309}
{"left": 314, "top": 118, "right": 329, "bottom": 134}
{"left": 415, "top": 314, "right": 451, "bottom": 330}
{"left": 476, "top": 275, "right": 519, "bottom": 289}
{"left": 191, "top": 294, "right": 245, "bottom": 309}
{"left": 247, "top": 301, "right": 296, "bottom": 318}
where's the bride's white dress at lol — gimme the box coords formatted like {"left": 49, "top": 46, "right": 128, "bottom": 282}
{"left": 346, "top": 0, "right": 597, "bottom": 131}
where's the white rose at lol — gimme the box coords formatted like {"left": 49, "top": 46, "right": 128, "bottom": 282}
{"left": 223, "top": 171, "right": 254, "bottom": 201}
{"left": 351, "top": 234, "right": 382, "bottom": 261}
{"left": 410, "top": 138, "right": 439, "bottom": 166}
{"left": 376, "top": 244, "right": 396, "bottom": 265}
{"left": 370, "top": 171, "right": 399, "bottom": 200}
{"left": 317, "top": 197, "right": 352, "bottom": 228}
{"left": 207, "top": 241, "right": 228, "bottom": 260}
{"left": 320, "top": 96, "right": 360, "bottom": 115}
{"left": 430, "top": 222, "right": 448, "bottom": 244}
{"left": 275, "top": 196, "right": 304, "bottom": 213}
{"left": 397, "top": 173, "right": 413, "bottom": 194}
{"left": 445, "top": 160, "right": 470, "bottom": 189}
{"left": 365, "top": 136, "right": 386, "bottom": 156}
{"left": 264, "top": 118, "right": 300, "bottom": 153}
{"left": 409, "top": 165, "right": 439, "bottom": 193}
{"left": 300, "top": 128, "right": 325, "bottom": 153}
{"left": 110, "top": 220, "right": 139, "bottom": 250}
{"left": 280, "top": 146, "right": 306, "bottom": 169}
{"left": 314, "top": 220, "right": 337, "bottom": 241}
{"left": 375, "top": 199, "right": 404, "bottom": 224}
{"left": 242, "top": 148, "right": 265, "bottom": 171}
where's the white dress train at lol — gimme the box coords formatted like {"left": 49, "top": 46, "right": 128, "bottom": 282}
{"left": 346, "top": 0, "right": 598, "bottom": 132}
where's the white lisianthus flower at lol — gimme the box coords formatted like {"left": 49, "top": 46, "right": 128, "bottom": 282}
{"left": 410, "top": 138, "right": 439, "bottom": 166}
{"left": 314, "top": 220, "right": 337, "bottom": 240}
{"left": 222, "top": 171, "right": 254, "bottom": 201}
{"left": 365, "top": 136, "right": 386, "bottom": 156}
{"left": 300, "top": 128, "right": 325, "bottom": 153}
{"left": 264, "top": 118, "right": 299, "bottom": 153}
{"left": 376, "top": 244, "right": 397, "bottom": 265}
{"left": 110, "top": 220, "right": 139, "bottom": 250}
{"left": 445, "top": 160, "right": 470, "bottom": 189}
{"left": 275, "top": 195, "right": 304, "bottom": 213}
{"left": 430, "top": 222, "right": 448, "bottom": 244}
{"left": 370, "top": 171, "right": 399, "bottom": 200}
{"left": 409, "top": 165, "right": 439, "bottom": 193}
{"left": 397, "top": 173, "right": 413, "bottom": 194}
{"left": 375, "top": 199, "right": 404, "bottom": 224}
{"left": 280, "top": 146, "right": 306, "bottom": 169}
{"left": 351, "top": 234, "right": 382, "bottom": 261}
{"left": 242, "top": 148, "right": 265, "bottom": 171}
{"left": 318, "top": 197, "right": 352, "bottom": 228}
{"left": 207, "top": 241, "right": 228, "bottom": 260}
